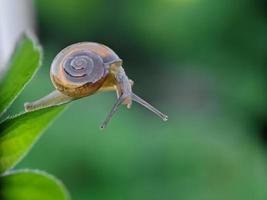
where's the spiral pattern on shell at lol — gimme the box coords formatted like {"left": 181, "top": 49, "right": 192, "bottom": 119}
{"left": 62, "top": 51, "right": 106, "bottom": 85}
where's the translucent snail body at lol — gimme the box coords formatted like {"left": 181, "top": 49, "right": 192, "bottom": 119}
{"left": 24, "top": 42, "right": 168, "bottom": 128}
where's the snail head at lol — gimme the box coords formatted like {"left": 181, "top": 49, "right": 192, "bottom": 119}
{"left": 100, "top": 65, "right": 168, "bottom": 129}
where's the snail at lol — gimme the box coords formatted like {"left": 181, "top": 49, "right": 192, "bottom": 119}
{"left": 24, "top": 42, "right": 168, "bottom": 128}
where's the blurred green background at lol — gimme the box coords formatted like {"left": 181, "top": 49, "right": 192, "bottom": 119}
{"left": 8, "top": 0, "right": 267, "bottom": 199}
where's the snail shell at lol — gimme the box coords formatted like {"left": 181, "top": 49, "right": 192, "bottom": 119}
{"left": 50, "top": 42, "right": 122, "bottom": 97}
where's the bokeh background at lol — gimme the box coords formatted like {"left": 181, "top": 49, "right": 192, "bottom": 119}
{"left": 5, "top": 0, "right": 267, "bottom": 199}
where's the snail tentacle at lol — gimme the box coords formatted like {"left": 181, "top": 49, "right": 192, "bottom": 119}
{"left": 131, "top": 93, "right": 168, "bottom": 121}
{"left": 100, "top": 94, "right": 126, "bottom": 129}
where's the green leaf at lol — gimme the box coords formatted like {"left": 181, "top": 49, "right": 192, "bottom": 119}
{"left": 0, "top": 34, "right": 42, "bottom": 116}
{"left": 0, "top": 170, "right": 70, "bottom": 200}
{"left": 0, "top": 106, "right": 66, "bottom": 174}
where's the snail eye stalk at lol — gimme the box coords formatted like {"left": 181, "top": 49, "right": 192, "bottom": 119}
{"left": 131, "top": 93, "right": 168, "bottom": 121}
{"left": 100, "top": 93, "right": 168, "bottom": 129}
{"left": 100, "top": 95, "right": 125, "bottom": 129}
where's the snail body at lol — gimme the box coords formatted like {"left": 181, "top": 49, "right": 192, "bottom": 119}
{"left": 25, "top": 42, "right": 167, "bottom": 128}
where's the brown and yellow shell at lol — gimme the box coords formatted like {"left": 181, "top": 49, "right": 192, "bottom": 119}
{"left": 50, "top": 42, "right": 122, "bottom": 97}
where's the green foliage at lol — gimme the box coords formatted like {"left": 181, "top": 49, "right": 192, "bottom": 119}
{"left": 0, "top": 35, "right": 42, "bottom": 115}
{"left": 0, "top": 170, "right": 70, "bottom": 200}
{"left": 0, "top": 106, "right": 65, "bottom": 174}
{"left": 0, "top": 36, "right": 69, "bottom": 199}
